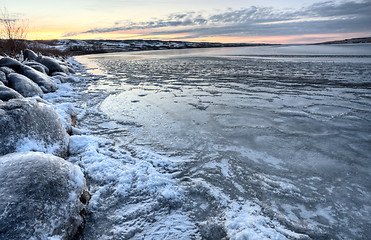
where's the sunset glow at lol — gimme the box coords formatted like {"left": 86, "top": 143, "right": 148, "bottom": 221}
{"left": 2, "top": 0, "right": 371, "bottom": 44}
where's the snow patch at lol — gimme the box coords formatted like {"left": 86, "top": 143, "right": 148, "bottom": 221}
{"left": 225, "top": 202, "right": 306, "bottom": 240}
{"left": 15, "top": 137, "right": 66, "bottom": 156}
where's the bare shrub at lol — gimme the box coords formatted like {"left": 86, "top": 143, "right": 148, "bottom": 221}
{"left": 0, "top": 7, "right": 28, "bottom": 55}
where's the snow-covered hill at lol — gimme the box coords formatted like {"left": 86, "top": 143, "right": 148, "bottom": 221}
{"left": 30, "top": 39, "right": 265, "bottom": 54}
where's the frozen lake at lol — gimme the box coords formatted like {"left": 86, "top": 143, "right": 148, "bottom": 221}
{"left": 73, "top": 44, "right": 371, "bottom": 239}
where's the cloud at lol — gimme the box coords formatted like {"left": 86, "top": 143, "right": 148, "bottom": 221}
{"left": 63, "top": 0, "right": 371, "bottom": 39}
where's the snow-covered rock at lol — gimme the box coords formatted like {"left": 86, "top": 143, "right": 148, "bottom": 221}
{"left": 19, "top": 65, "right": 58, "bottom": 93}
{"left": 0, "top": 85, "right": 24, "bottom": 101}
{"left": 23, "top": 49, "right": 38, "bottom": 61}
{"left": 0, "top": 57, "right": 22, "bottom": 71}
{"left": 0, "top": 98, "right": 69, "bottom": 157}
{"left": 0, "top": 151, "right": 88, "bottom": 240}
{"left": 52, "top": 71, "right": 68, "bottom": 77}
{"left": 52, "top": 75, "right": 79, "bottom": 84}
{"left": 0, "top": 66, "right": 15, "bottom": 76}
{"left": 68, "top": 66, "right": 76, "bottom": 74}
{"left": 0, "top": 71, "right": 7, "bottom": 85}
{"left": 25, "top": 61, "right": 50, "bottom": 75}
{"left": 36, "top": 56, "right": 68, "bottom": 74}
{"left": 7, "top": 73, "right": 44, "bottom": 97}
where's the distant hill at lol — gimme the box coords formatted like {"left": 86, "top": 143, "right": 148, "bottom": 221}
{"left": 315, "top": 37, "right": 371, "bottom": 45}
{"left": 24, "top": 39, "right": 274, "bottom": 55}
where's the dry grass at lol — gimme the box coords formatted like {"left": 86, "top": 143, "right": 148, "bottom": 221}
{"left": 0, "top": 40, "right": 70, "bottom": 58}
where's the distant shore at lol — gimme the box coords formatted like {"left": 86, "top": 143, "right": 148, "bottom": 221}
{"left": 1, "top": 36, "right": 370, "bottom": 58}
{"left": 313, "top": 37, "right": 371, "bottom": 45}
{"left": 30, "top": 39, "right": 279, "bottom": 56}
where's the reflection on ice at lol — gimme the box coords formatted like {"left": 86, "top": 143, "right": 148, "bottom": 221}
{"left": 74, "top": 45, "right": 371, "bottom": 239}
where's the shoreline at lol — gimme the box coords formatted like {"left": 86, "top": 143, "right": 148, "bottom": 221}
{"left": 2, "top": 45, "right": 371, "bottom": 239}
{"left": 71, "top": 47, "right": 371, "bottom": 239}
{"left": 0, "top": 50, "right": 90, "bottom": 239}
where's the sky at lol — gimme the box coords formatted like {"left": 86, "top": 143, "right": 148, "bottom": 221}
{"left": 1, "top": 0, "right": 370, "bottom": 43}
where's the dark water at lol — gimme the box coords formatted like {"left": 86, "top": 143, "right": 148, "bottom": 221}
{"left": 75, "top": 44, "right": 371, "bottom": 239}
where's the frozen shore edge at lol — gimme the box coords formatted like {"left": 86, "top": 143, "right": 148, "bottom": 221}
{"left": 0, "top": 49, "right": 90, "bottom": 239}
{"left": 0, "top": 48, "right": 313, "bottom": 239}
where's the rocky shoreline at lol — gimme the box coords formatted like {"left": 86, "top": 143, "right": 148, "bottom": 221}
{"left": 0, "top": 49, "right": 90, "bottom": 239}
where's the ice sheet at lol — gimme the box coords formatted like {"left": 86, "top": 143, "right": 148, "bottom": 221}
{"left": 56, "top": 45, "right": 371, "bottom": 239}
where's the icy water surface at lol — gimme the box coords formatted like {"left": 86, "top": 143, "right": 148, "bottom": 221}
{"left": 73, "top": 44, "right": 371, "bottom": 239}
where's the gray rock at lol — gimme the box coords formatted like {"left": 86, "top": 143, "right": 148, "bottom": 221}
{"left": 36, "top": 56, "right": 68, "bottom": 74}
{"left": 68, "top": 66, "right": 76, "bottom": 74}
{"left": 0, "top": 151, "right": 88, "bottom": 240}
{"left": 0, "top": 71, "right": 7, "bottom": 85}
{"left": 25, "top": 61, "right": 49, "bottom": 75}
{"left": 51, "top": 75, "right": 63, "bottom": 84}
{"left": 8, "top": 73, "right": 44, "bottom": 97}
{"left": 0, "top": 98, "right": 69, "bottom": 157}
{"left": 0, "top": 85, "right": 24, "bottom": 101}
{"left": 23, "top": 49, "right": 38, "bottom": 61}
{"left": 0, "top": 66, "right": 15, "bottom": 76}
{"left": 0, "top": 57, "right": 22, "bottom": 71}
{"left": 52, "top": 75, "right": 77, "bottom": 84}
{"left": 52, "top": 71, "right": 68, "bottom": 77}
{"left": 19, "top": 65, "right": 58, "bottom": 93}
{"left": 28, "top": 63, "right": 47, "bottom": 74}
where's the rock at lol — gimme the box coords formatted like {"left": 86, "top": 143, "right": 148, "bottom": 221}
{"left": 0, "top": 85, "right": 24, "bottom": 101}
{"left": 51, "top": 75, "right": 63, "bottom": 84}
{"left": 52, "top": 71, "right": 68, "bottom": 77}
{"left": 25, "top": 61, "right": 50, "bottom": 75}
{"left": 68, "top": 66, "right": 76, "bottom": 74}
{"left": 19, "top": 65, "right": 58, "bottom": 93}
{"left": 0, "top": 57, "right": 22, "bottom": 71}
{"left": 28, "top": 63, "right": 48, "bottom": 74}
{"left": 28, "top": 61, "right": 50, "bottom": 72}
{"left": 52, "top": 75, "right": 78, "bottom": 84}
{"left": 36, "top": 56, "right": 68, "bottom": 74}
{"left": 8, "top": 73, "right": 44, "bottom": 97}
{"left": 0, "top": 98, "right": 69, "bottom": 157}
{"left": 53, "top": 103, "right": 78, "bottom": 134}
{"left": 0, "top": 71, "right": 7, "bottom": 85}
{"left": 0, "top": 66, "right": 15, "bottom": 76}
{"left": 0, "top": 151, "right": 88, "bottom": 240}
{"left": 23, "top": 49, "right": 38, "bottom": 61}
{"left": 71, "top": 126, "right": 82, "bottom": 135}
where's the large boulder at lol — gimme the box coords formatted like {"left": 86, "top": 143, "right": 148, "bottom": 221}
{"left": 0, "top": 85, "right": 24, "bottom": 101}
{"left": 0, "top": 66, "right": 15, "bottom": 76}
{"left": 28, "top": 63, "right": 47, "bottom": 74}
{"left": 36, "top": 56, "right": 68, "bottom": 74}
{"left": 23, "top": 49, "right": 38, "bottom": 61}
{"left": 7, "top": 73, "right": 43, "bottom": 97}
{"left": 19, "top": 65, "right": 58, "bottom": 93}
{"left": 0, "top": 98, "right": 69, "bottom": 157}
{"left": 0, "top": 57, "right": 22, "bottom": 71}
{"left": 0, "top": 71, "right": 7, "bottom": 85}
{"left": 25, "top": 61, "right": 50, "bottom": 75}
{"left": 0, "top": 151, "right": 89, "bottom": 240}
